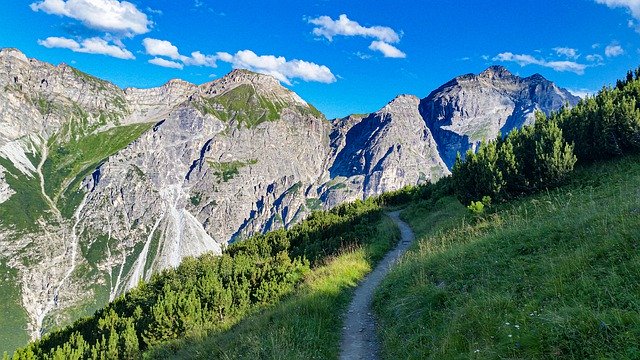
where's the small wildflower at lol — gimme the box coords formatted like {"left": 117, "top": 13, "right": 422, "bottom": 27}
{"left": 515, "top": 324, "right": 520, "bottom": 329}
{"left": 505, "top": 322, "right": 510, "bottom": 325}
{"left": 474, "top": 349, "right": 480, "bottom": 353}
{"left": 508, "top": 334, "right": 513, "bottom": 338}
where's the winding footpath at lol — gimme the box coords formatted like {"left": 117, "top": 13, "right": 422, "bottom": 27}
{"left": 339, "top": 211, "right": 416, "bottom": 360}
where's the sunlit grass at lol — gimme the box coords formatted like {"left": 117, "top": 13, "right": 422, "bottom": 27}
{"left": 374, "top": 155, "right": 640, "bottom": 359}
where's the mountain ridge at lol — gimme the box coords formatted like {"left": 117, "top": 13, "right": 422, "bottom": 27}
{"left": 0, "top": 47, "right": 579, "bottom": 350}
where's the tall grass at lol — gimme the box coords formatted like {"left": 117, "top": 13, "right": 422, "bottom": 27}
{"left": 374, "top": 155, "right": 640, "bottom": 359}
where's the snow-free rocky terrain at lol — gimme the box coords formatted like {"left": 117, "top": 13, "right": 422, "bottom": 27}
{"left": 0, "top": 48, "right": 579, "bottom": 345}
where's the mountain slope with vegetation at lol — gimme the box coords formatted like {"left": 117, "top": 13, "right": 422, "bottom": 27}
{"left": 0, "top": 48, "right": 578, "bottom": 351}
{"left": 374, "top": 68, "right": 640, "bottom": 359}
{"left": 375, "top": 154, "right": 640, "bottom": 359}
{"left": 8, "top": 197, "right": 402, "bottom": 359}
{"left": 7, "top": 66, "right": 640, "bottom": 359}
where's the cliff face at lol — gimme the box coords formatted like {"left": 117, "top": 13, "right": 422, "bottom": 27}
{"left": 325, "top": 95, "right": 447, "bottom": 206}
{"left": 0, "top": 49, "right": 577, "bottom": 346}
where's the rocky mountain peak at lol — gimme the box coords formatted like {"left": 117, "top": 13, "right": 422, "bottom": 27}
{"left": 420, "top": 66, "right": 580, "bottom": 167}
{"left": 479, "top": 65, "right": 513, "bottom": 80}
{"left": 525, "top": 72, "right": 549, "bottom": 83}
{"left": 200, "top": 69, "right": 310, "bottom": 109}
{"left": 0, "top": 48, "right": 28, "bottom": 63}
{"left": 203, "top": 68, "right": 281, "bottom": 93}
{"left": 381, "top": 94, "right": 420, "bottom": 115}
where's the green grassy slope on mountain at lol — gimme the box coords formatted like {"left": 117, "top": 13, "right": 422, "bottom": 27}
{"left": 374, "top": 155, "right": 640, "bottom": 359}
{"left": 0, "top": 260, "right": 29, "bottom": 356}
{"left": 0, "top": 122, "right": 153, "bottom": 233}
{"left": 43, "top": 122, "right": 154, "bottom": 218}
{"left": 196, "top": 83, "right": 322, "bottom": 129}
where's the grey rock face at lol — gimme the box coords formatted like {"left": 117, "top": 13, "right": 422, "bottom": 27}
{"left": 325, "top": 95, "right": 447, "bottom": 206}
{"left": 419, "top": 65, "right": 580, "bottom": 167}
{"left": 0, "top": 49, "right": 577, "bottom": 347}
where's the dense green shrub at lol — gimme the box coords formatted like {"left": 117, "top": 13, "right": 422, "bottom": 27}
{"left": 10, "top": 199, "right": 386, "bottom": 359}
{"left": 452, "top": 114, "right": 576, "bottom": 205}
{"left": 553, "top": 76, "right": 640, "bottom": 162}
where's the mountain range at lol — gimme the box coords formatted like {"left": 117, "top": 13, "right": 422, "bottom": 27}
{"left": 0, "top": 48, "right": 579, "bottom": 346}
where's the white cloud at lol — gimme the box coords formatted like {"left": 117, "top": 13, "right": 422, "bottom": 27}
{"left": 368, "top": 40, "right": 406, "bottom": 58}
{"left": 493, "top": 52, "right": 587, "bottom": 74}
{"left": 143, "top": 38, "right": 217, "bottom": 68}
{"left": 595, "top": 0, "right": 640, "bottom": 19}
{"left": 38, "top": 36, "right": 134, "bottom": 59}
{"left": 568, "top": 88, "right": 596, "bottom": 98}
{"left": 354, "top": 52, "right": 372, "bottom": 60}
{"left": 308, "top": 14, "right": 400, "bottom": 43}
{"left": 148, "top": 57, "right": 183, "bottom": 69}
{"left": 307, "top": 14, "right": 405, "bottom": 58}
{"left": 142, "top": 38, "right": 180, "bottom": 59}
{"left": 30, "top": 0, "right": 151, "bottom": 36}
{"left": 586, "top": 54, "right": 605, "bottom": 63}
{"left": 553, "top": 47, "right": 579, "bottom": 59}
{"left": 216, "top": 50, "right": 336, "bottom": 85}
{"left": 146, "top": 7, "right": 162, "bottom": 15}
{"left": 493, "top": 53, "right": 542, "bottom": 67}
{"left": 38, "top": 36, "right": 79, "bottom": 50}
{"left": 182, "top": 51, "right": 216, "bottom": 67}
{"left": 545, "top": 61, "right": 588, "bottom": 74}
{"left": 605, "top": 43, "right": 625, "bottom": 57}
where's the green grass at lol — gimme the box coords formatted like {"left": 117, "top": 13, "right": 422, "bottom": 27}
{"left": 190, "top": 193, "right": 202, "bottom": 206}
{"left": 80, "top": 234, "right": 113, "bottom": 271}
{"left": 374, "top": 155, "right": 640, "bottom": 359}
{"left": 0, "top": 260, "right": 29, "bottom": 356}
{"left": 146, "top": 215, "right": 400, "bottom": 359}
{"left": 43, "top": 122, "right": 154, "bottom": 218}
{"left": 197, "top": 84, "right": 284, "bottom": 128}
{"left": 207, "top": 159, "right": 257, "bottom": 183}
{"left": 286, "top": 181, "right": 303, "bottom": 195}
{"left": 196, "top": 84, "right": 323, "bottom": 128}
{"left": 305, "top": 198, "right": 323, "bottom": 211}
{"left": 0, "top": 156, "right": 49, "bottom": 232}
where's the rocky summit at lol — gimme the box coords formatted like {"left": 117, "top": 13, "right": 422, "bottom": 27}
{"left": 0, "top": 49, "right": 579, "bottom": 344}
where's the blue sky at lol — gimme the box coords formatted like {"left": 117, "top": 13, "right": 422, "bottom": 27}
{"left": 1, "top": 0, "right": 640, "bottom": 118}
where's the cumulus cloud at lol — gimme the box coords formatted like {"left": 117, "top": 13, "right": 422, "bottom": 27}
{"left": 142, "top": 38, "right": 180, "bottom": 59}
{"left": 307, "top": 14, "right": 405, "bottom": 59}
{"left": 148, "top": 57, "right": 183, "bottom": 69}
{"left": 493, "top": 52, "right": 587, "bottom": 74}
{"left": 553, "top": 47, "right": 579, "bottom": 59}
{"left": 38, "top": 36, "right": 134, "bottom": 59}
{"left": 605, "top": 43, "right": 625, "bottom": 57}
{"left": 143, "top": 38, "right": 217, "bottom": 68}
{"left": 308, "top": 14, "right": 400, "bottom": 43}
{"left": 30, "top": 0, "right": 151, "bottom": 36}
{"left": 216, "top": 50, "right": 336, "bottom": 85}
{"left": 182, "top": 51, "right": 217, "bottom": 67}
{"left": 595, "top": 0, "right": 640, "bottom": 19}
{"left": 368, "top": 41, "right": 406, "bottom": 58}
